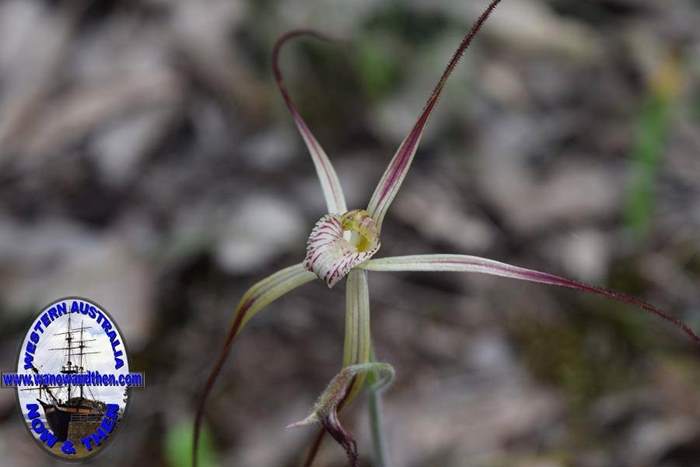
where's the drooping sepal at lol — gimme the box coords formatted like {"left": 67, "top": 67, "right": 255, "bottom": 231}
{"left": 287, "top": 363, "right": 395, "bottom": 467}
{"left": 304, "top": 210, "right": 380, "bottom": 287}
{"left": 193, "top": 264, "right": 316, "bottom": 467}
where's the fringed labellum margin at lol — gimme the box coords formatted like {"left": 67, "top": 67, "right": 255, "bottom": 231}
{"left": 304, "top": 209, "right": 381, "bottom": 287}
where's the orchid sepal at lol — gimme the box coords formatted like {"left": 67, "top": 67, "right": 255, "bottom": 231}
{"left": 193, "top": 264, "right": 316, "bottom": 467}
{"left": 291, "top": 269, "right": 372, "bottom": 467}
{"left": 342, "top": 268, "right": 372, "bottom": 403}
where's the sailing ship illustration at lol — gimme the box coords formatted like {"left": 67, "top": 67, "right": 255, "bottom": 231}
{"left": 25, "top": 314, "right": 107, "bottom": 442}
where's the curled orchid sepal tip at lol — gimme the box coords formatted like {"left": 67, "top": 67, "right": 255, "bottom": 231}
{"left": 304, "top": 209, "right": 381, "bottom": 288}
{"left": 288, "top": 362, "right": 395, "bottom": 467}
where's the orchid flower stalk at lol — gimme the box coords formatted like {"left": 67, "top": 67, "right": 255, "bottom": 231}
{"left": 193, "top": 1, "right": 700, "bottom": 466}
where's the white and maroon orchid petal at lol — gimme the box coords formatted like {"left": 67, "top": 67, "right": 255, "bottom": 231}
{"left": 194, "top": 263, "right": 315, "bottom": 467}
{"left": 287, "top": 362, "right": 395, "bottom": 467}
{"left": 366, "top": 0, "right": 502, "bottom": 230}
{"left": 361, "top": 254, "right": 700, "bottom": 344}
{"left": 273, "top": 30, "right": 347, "bottom": 214}
{"left": 304, "top": 210, "right": 380, "bottom": 287}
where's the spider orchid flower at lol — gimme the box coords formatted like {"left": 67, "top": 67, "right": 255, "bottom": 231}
{"left": 193, "top": 1, "right": 700, "bottom": 466}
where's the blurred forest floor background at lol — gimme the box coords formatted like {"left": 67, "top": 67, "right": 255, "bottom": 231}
{"left": 1, "top": 0, "right": 700, "bottom": 466}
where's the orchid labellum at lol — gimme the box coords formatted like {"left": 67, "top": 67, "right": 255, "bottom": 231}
{"left": 193, "top": 1, "right": 699, "bottom": 466}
